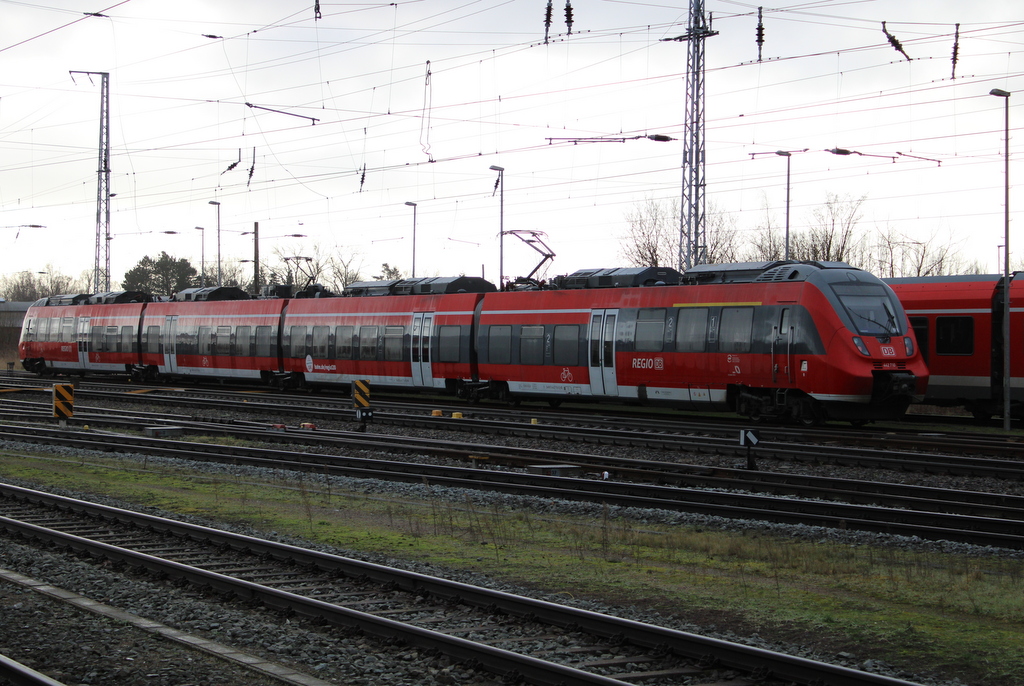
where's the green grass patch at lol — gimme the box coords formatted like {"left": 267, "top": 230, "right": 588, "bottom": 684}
{"left": 0, "top": 449, "right": 1021, "bottom": 685}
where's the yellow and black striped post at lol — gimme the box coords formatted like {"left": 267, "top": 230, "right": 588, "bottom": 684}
{"left": 352, "top": 379, "right": 373, "bottom": 427}
{"left": 53, "top": 383, "right": 74, "bottom": 427}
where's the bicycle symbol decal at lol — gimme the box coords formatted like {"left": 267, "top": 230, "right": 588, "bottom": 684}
{"left": 560, "top": 368, "right": 574, "bottom": 383}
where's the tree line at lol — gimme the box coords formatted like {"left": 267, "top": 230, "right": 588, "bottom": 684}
{"left": 1, "top": 193, "right": 1014, "bottom": 302}
{"left": 619, "top": 192, "right": 1015, "bottom": 277}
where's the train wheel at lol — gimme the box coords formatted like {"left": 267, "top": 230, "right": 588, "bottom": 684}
{"left": 795, "top": 399, "right": 822, "bottom": 427}
{"left": 548, "top": 399, "right": 563, "bottom": 408}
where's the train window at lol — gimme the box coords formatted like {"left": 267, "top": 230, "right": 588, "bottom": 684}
{"left": 255, "top": 326, "right": 274, "bottom": 358}
{"left": 589, "top": 315, "right": 602, "bottom": 367}
{"left": 214, "top": 326, "right": 231, "bottom": 355}
{"left": 61, "top": 318, "right": 74, "bottom": 343}
{"left": 46, "top": 318, "right": 60, "bottom": 342}
{"left": 335, "top": 326, "right": 354, "bottom": 359}
{"left": 936, "top": 316, "right": 973, "bottom": 355}
{"left": 635, "top": 309, "right": 666, "bottom": 352}
{"left": 312, "top": 326, "right": 330, "bottom": 358}
{"left": 198, "top": 326, "right": 213, "bottom": 355}
{"left": 830, "top": 283, "right": 901, "bottom": 336}
{"left": 233, "top": 326, "right": 251, "bottom": 356}
{"left": 411, "top": 318, "right": 421, "bottom": 363}
{"left": 145, "top": 326, "right": 161, "bottom": 354}
{"left": 287, "top": 326, "right": 307, "bottom": 358}
{"left": 359, "top": 326, "right": 378, "bottom": 360}
{"left": 520, "top": 325, "right": 545, "bottom": 365}
{"left": 121, "top": 326, "right": 135, "bottom": 353}
{"left": 719, "top": 307, "right": 754, "bottom": 354}
{"left": 90, "top": 326, "right": 103, "bottom": 352}
{"left": 422, "top": 316, "right": 432, "bottom": 362}
{"left": 103, "top": 326, "right": 119, "bottom": 353}
{"left": 438, "top": 325, "right": 461, "bottom": 362}
{"left": 489, "top": 325, "right": 512, "bottom": 364}
{"left": 603, "top": 315, "right": 616, "bottom": 367}
{"left": 384, "top": 326, "right": 404, "bottom": 361}
{"left": 553, "top": 325, "right": 579, "bottom": 366}
{"left": 674, "top": 307, "right": 708, "bottom": 352}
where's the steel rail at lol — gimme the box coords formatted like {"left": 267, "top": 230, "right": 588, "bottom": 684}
{"left": 3, "top": 392, "right": 1024, "bottom": 480}
{"left": 5, "top": 405, "right": 1023, "bottom": 523}
{"left": 0, "top": 482, "right": 928, "bottom": 686}
{"left": 1, "top": 424, "right": 1022, "bottom": 549}
{"left": 0, "top": 653, "right": 67, "bottom": 686}
{"left": 4, "top": 378, "right": 1023, "bottom": 454}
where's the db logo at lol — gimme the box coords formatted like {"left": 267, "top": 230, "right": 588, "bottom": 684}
{"left": 880, "top": 346, "right": 896, "bottom": 356}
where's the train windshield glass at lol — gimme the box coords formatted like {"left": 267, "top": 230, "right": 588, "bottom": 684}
{"left": 830, "top": 283, "right": 902, "bottom": 336}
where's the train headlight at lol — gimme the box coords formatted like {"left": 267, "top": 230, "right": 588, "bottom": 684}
{"left": 852, "top": 336, "right": 870, "bottom": 356}
{"left": 903, "top": 336, "right": 914, "bottom": 356}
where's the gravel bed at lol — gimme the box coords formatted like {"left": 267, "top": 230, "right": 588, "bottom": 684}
{"left": 1, "top": 400, "right": 1012, "bottom": 686}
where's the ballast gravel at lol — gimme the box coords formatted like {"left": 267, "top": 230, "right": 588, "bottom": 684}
{"left": 0, "top": 411, "right": 1005, "bottom": 686}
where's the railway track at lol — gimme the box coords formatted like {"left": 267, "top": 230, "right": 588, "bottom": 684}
{"left": 1, "top": 415, "right": 1022, "bottom": 549}
{"left": 0, "top": 482, "right": 929, "bottom": 686}
{"left": 3, "top": 379, "right": 1023, "bottom": 460}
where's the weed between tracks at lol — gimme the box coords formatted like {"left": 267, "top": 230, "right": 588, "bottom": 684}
{"left": 0, "top": 448, "right": 1022, "bottom": 686}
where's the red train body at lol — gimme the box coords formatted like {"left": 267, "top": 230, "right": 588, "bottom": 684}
{"left": 886, "top": 273, "right": 1022, "bottom": 419}
{"left": 20, "top": 262, "right": 926, "bottom": 424}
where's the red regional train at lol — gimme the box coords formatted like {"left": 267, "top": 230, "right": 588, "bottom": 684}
{"left": 886, "top": 273, "right": 1022, "bottom": 420}
{"left": 19, "top": 261, "right": 926, "bottom": 424}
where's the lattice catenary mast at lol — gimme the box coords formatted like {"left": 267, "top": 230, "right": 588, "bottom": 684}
{"left": 662, "top": 1, "right": 717, "bottom": 270}
{"left": 71, "top": 71, "right": 111, "bottom": 292}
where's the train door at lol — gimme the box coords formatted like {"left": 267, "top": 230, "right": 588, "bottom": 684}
{"left": 410, "top": 312, "right": 433, "bottom": 387}
{"left": 771, "top": 308, "right": 794, "bottom": 384}
{"left": 588, "top": 310, "right": 619, "bottom": 397}
{"left": 163, "top": 315, "right": 179, "bottom": 374}
{"left": 76, "top": 317, "right": 90, "bottom": 367}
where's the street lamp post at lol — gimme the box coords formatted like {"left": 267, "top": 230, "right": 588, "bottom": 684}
{"left": 750, "top": 149, "right": 808, "bottom": 260}
{"left": 991, "top": 88, "right": 1012, "bottom": 431}
{"left": 241, "top": 227, "right": 306, "bottom": 295}
{"left": 209, "top": 201, "right": 222, "bottom": 286}
{"left": 779, "top": 151, "right": 792, "bottom": 260}
{"left": 489, "top": 165, "right": 505, "bottom": 287}
{"left": 405, "top": 202, "right": 418, "bottom": 278}
{"left": 194, "top": 227, "right": 205, "bottom": 287}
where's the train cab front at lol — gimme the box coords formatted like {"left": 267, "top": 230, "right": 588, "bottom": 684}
{"left": 815, "top": 269, "right": 928, "bottom": 421}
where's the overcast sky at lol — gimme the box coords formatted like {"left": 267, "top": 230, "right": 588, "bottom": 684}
{"left": 1, "top": 0, "right": 1021, "bottom": 289}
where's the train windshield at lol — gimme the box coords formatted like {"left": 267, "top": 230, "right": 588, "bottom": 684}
{"left": 830, "top": 282, "right": 902, "bottom": 336}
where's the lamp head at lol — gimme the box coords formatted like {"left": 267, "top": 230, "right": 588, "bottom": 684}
{"left": 489, "top": 165, "right": 504, "bottom": 172}
{"left": 990, "top": 88, "right": 1011, "bottom": 98}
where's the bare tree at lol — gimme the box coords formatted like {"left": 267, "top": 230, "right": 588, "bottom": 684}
{"left": 790, "top": 192, "right": 868, "bottom": 266}
{"left": 869, "top": 225, "right": 981, "bottom": 278}
{"left": 620, "top": 197, "right": 738, "bottom": 268}
{"left": 620, "top": 198, "right": 674, "bottom": 268}
{"left": 742, "top": 194, "right": 787, "bottom": 262}
{"left": 0, "top": 266, "right": 81, "bottom": 301}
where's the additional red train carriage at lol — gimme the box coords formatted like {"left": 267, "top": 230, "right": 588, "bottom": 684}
{"left": 137, "top": 287, "right": 286, "bottom": 382}
{"left": 279, "top": 276, "right": 492, "bottom": 391}
{"left": 20, "top": 263, "right": 925, "bottom": 424}
{"left": 19, "top": 292, "right": 149, "bottom": 376}
{"left": 887, "top": 273, "right": 1022, "bottom": 419}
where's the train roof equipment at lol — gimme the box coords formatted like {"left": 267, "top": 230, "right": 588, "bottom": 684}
{"left": 344, "top": 276, "right": 496, "bottom": 297}
{"left": 546, "top": 267, "right": 685, "bottom": 290}
{"left": 683, "top": 260, "right": 856, "bottom": 284}
{"left": 174, "top": 286, "right": 250, "bottom": 302}
{"left": 87, "top": 291, "right": 152, "bottom": 304}
{"left": 32, "top": 293, "right": 92, "bottom": 307}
